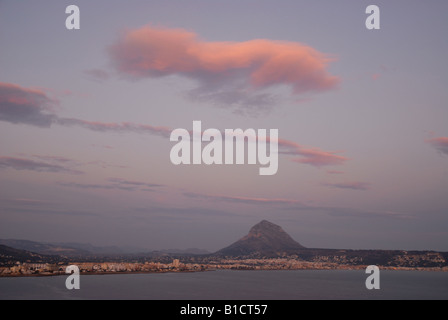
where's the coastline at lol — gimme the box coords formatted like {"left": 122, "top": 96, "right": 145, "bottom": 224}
{"left": 1, "top": 265, "right": 447, "bottom": 279}
{"left": 0, "top": 269, "right": 208, "bottom": 278}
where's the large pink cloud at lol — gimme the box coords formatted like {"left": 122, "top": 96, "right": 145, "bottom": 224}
{"left": 108, "top": 26, "right": 340, "bottom": 112}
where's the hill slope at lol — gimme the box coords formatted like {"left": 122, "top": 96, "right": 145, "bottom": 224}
{"left": 0, "top": 244, "right": 55, "bottom": 265}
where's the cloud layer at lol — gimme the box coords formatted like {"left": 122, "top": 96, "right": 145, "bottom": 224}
{"left": 184, "top": 191, "right": 409, "bottom": 219}
{"left": 108, "top": 26, "right": 339, "bottom": 113}
{"left": 0, "top": 82, "right": 347, "bottom": 169}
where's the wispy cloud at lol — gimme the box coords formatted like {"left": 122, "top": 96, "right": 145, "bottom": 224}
{"left": 0, "top": 82, "right": 172, "bottom": 138}
{"left": 427, "top": 137, "right": 448, "bottom": 156}
{"left": 184, "top": 192, "right": 304, "bottom": 206}
{"left": 57, "top": 118, "right": 172, "bottom": 138}
{"left": 16, "top": 154, "right": 127, "bottom": 171}
{"left": 0, "top": 82, "right": 57, "bottom": 127}
{"left": 0, "top": 82, "right": 348, "bottom": 169}
{"left": 277, "top": 138, "right": 348, "bottom": 167}
{"left": 303, "top": 206, "right": 411, "bottom": 220}
{"left": 107, "top": 178, "right": 164, "bottom": 189}
{"left": 4, "top": 198, "right": 55, "bottom": 207}
{"left": 1, "top": 206, "right": 99, "bottom": 217}
{"left": 184, "top": 191, "right": 410, "bottom": 219}
{"left": 90, "top": 144, "right": 115, "bottom": 150}
{"left": 134, "top": 205, "right": 238, "bottom": 219}
{"left": 327, "top": 170, "right": 344, "bottom": 175}
{"left": 322, "top": 181, "right": 371, "bottom": 191}
{"left": 108, "top": 25, "right": 339, "bottom": 114}
{"left": 58, "top": 178, "right": 164, "bottom": 192}
{"left": 84, "top": 68, "right": 111, "bottom": 82}
{"left": 0, "top": 156, "right": 83, "bottom": 175}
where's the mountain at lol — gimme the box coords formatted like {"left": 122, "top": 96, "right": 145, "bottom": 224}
{"left": 0, "top": 239, "right": 89, "bottom": 257}
{"left": 215, "top": 220, "right": 305, "bottom": 257}
{"left": 0, "top": 239, "right": 209, "bottom": 258}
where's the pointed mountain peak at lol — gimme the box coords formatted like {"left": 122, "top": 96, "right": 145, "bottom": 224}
{"left": 215, "top": 220, "right": 305, "bottom": 257}
{"left": 249, "top": 220, "right": 283, "bottom": 234}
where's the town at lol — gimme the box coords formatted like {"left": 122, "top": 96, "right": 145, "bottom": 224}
{"left": 1, "top": 253, "right": 447, "bottom": 277}
{"left": 1, "top": 221, "right": 447, "bottom": 277}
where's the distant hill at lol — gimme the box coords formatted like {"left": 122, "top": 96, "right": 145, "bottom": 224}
{"left": 0, "top": 244, "right": 54, "bottom": 265}
{"left": 0, "top": 239, "right": 209, "bottom": 258}
{"left": 51, "top": 242, "right": 125, "bottom": 255}
{"left": 215, "top": 220, "right": 305, "bottom": 257}
{"left": 0, "top": 239, "right": 90, "bottom": 257}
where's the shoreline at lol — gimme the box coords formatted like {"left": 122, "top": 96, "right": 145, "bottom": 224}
{"left": 0, "top": 269, "right": 207, "bottom": 278}
{"left": 1, "top": 266, "right": 447, "bottom": 278}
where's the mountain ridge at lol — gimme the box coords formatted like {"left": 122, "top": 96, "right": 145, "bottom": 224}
{"left": 0, "top": 239, "right": 209, "bottom": 257}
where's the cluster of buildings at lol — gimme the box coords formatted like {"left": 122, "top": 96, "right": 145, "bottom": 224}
{"left": 0, "top": 259, "right": 209, "bottom": 277}
{"left": 207, "top": 258, "right": 364, "bottom": 271}
{"left": 72, "top": 259, "right": 207, "bottom": 273}
{"left": 207, "top": 256, "right": 448, "bottom": 271}
{"left": 0, "top": 263, "right": 62, "bottom": 276}
{"left": 388, "top": 252, "right": 446, "bottom": 268}
{"left": 2, "top": 253, "right": 447, "bottom": 277}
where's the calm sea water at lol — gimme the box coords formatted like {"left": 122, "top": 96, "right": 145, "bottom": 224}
{"left": 0, "top": 270, "right": 447, "bottom": 300}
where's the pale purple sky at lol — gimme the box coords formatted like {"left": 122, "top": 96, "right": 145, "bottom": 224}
{"left": 0, "top": 0, "right": 447, "bottom": 252}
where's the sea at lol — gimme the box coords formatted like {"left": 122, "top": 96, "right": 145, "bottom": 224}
{"left": 0, "top": 270, "right": 447, "bottom": 300}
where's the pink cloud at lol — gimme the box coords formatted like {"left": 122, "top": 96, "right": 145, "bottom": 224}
{"left": 0, "top": 82, "right": 57, "bottom": 127}
{"left": 277, "top": 138, "right": 348, "bottom": 167}
{"left": 292, "top": 147, "right": 347, "bottom": 167}
{"left": 427, "top": 137, "right": 448, "bottom": 155}
{"left": 59, "top": 119, "right": 346, "bottom": 167}
{"left": 1, "top": 81, "right": 348, "bottom": 168}
{"left": 108, "top": 26, "right": 339, "bottom": 113}
{"left": 0, "top": 82, "right": 172, "bottom": 139}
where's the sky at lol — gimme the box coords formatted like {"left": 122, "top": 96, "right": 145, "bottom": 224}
{"left": 0, "top": 0, "right": 447, "bottom": 252}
